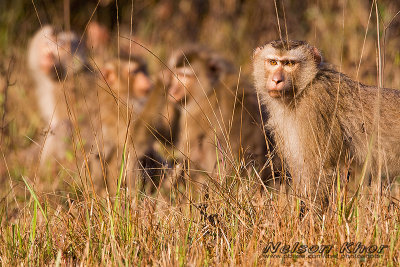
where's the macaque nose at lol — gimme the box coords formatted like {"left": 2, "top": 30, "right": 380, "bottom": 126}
{"left": 141, "top": 74, "right": 153, "bottom": 92}
{"left": 272, "top": 72, "right": 284, "bottom": 85}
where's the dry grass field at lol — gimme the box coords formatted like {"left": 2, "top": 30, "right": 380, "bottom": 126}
{"left": 0, "top": 0, "right": 400, "bottom": 265}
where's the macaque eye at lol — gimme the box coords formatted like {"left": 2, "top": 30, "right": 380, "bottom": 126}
{"left": 176, "top": 68, "right": 195, "bottom": 78}
{"left": 285, "top": 61, "right": 295, "bottom": 67}
{"left": 130, "top": 69, "right": 141, "bottom": 75}
{"left": 269, "top": 60, "right": 278, "bottom": 66}
{"left": 128, "top": 67, "right": 144, "bottom": 76}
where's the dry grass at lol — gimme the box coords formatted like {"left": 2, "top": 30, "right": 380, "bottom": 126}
{"left": 1, "top": 0, "right": 400, "bottom": 265}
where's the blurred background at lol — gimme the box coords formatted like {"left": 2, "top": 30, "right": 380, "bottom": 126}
{"left": 1, "top": 0, "right": 400, "bottom": 196}
{"left": 1, "top": 0, "right": 400, "bottom": 74}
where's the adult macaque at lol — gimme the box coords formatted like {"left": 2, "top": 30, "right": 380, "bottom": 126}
{"left": 27, "top": 25, "right": 86, "bottom": 164}
{"left": 253, "top": 40, "right": 400, "bottom": 212}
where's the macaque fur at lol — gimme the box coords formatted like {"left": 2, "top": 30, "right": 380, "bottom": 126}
{"left": 132, "top": 46, "right": 278, "bottom": 190}
{"left": 253, "top": 40, "right": 400, "bottom": 209}
{"left": 89, "top": 56, "right": 154, "bottom": 195}
{"left": 27, "top": 26, "right": 155, "bottom": 196}
{"left": 27, "top": 25, "right": 86, "bottom": 164}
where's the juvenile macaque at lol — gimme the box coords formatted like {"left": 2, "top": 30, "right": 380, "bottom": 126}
{"left": 132, "top": 46, "right": 278, "bottom": 191}
{"left": 253, "top": 40, "right": 400, "bottom": 211}
{"left": 127, "top": 72, "right": 182, "bottom": 193}
{"left": 90, "top": 56, "right": 154, "bottom": 195}
{"left": 27, "top": 26, "right": 155, "bottom": 196}
{"left": 27, "top": 25, "right": 86, "bottom": 164}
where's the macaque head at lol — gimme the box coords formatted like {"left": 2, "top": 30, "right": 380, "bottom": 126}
{"left": 28, "top": 25, "right": 86, "bottom": 80}
{"left": 252, "top": 40, "right": 322, "bottom": 100}
{"left": 28, "top": 26, "right": 58, "bottom": 76}
{"left": 103, "top": 58, "right": 153, "bottom": 99}
{"left": 87, "top": 21, "right": 110, "bottom": 53}
{"left": 56, "top": 31, "right": 86, "bottom": 75}
{"left": 167, "top": 46, "right": 234, "bottom": 104}
{"left": 167, "top": 66, "right": 197, "bottom": 103}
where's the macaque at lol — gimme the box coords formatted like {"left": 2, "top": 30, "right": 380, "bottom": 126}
{"left": 90, "top": 56, "right": 154, "bottom": 195}
{"left": 101, "top": 57, "right": 153, "bottom": 108}
{"left": 87, "top": 21, "right": 110, "bottom": 54}
{"left": 253, "top": 40, "right": 400, "bottom": 211}
{"left": 132, "top": 46, "right": 278, "bottom": 192}
{"left": 86, "top": 21, "right": 111, "bottom": 66}
{"left": 28, "top": 26, "right": 156, "bottom": 196}
{"left": 27, "top": 25, "right": 86, "bottom": 164}
{"left": 129, "top": 70, "right": 184, "bottom": 194}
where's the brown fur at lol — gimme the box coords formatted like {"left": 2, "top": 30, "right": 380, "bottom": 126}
{"left": 253, "top": 40, "right": 400, "bottom": 210}
{"left": 28, "top": 26, "right": 155, "bottom": 196}
{"left": 88, "top": 57, "right": 154, "bottom": 196}
{"left": 133, "top": 46, "right": 278, "bottom": 191}
{"left": 129, "top": 71, "right": 181, "bottom": 193}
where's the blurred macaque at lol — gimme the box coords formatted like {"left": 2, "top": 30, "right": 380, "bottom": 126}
{"left": 130, "top": 73, "right": 181, "bottom": 193}
{"left": 28, "top": 25, "right": 155, "bottom": 196}
{"left": 27, "top": 25, "right": 86, "bottom": 164}
{"left": 90, "top": 56, "right": 155, "bottom": 195}
{"left": 87, "top": 21, "right": 110, "bottom": 56}
{"left": 28, "top": 25, "right": 85, "bottom": 83}
{"left": 169, "top": 47, "right": 271, "bottom": 184}
{"left": 102, "top": 57, "right": 153, "bottom": 102}
{"left": 132, "top": 46, "right": 279, "bottom": 192}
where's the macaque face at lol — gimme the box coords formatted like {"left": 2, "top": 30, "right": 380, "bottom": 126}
{"left": 36, "top": 30, "right": 58, "bottom": 75}
{"left": 263, "top": 56, "right": 299, "bottom": 98}
{"left": 168, "top": 67, "right": 196, "bottom": 103}
{"left": 105, "top": 61, "right": 153, "bottom": 99}
{"left": 253, "top": 42, "right": 322, "bottom": 100}
{"left": 125, "top": 63, "right": 153, "bottom": 98}
{"left": 56, "top": 31, "right": 86, "bottom": 74}
{"left": 34, "top": 28, "right": 85, "bottom": 80}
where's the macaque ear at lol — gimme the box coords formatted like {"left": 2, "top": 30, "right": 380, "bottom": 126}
{"left": 123, "top": 62, "right": 140, "bottom": 78}
{"left": 208, "top": 57, "right": 234, "bottom": 77}
{"left": 311, "top": 46, "right": 322, "bottom": 65}
{"left": 102, "top": 64, "right": 117, "bottom": 84}
{"left": 252, "top": 46, "right": 262, "bottom": 59}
